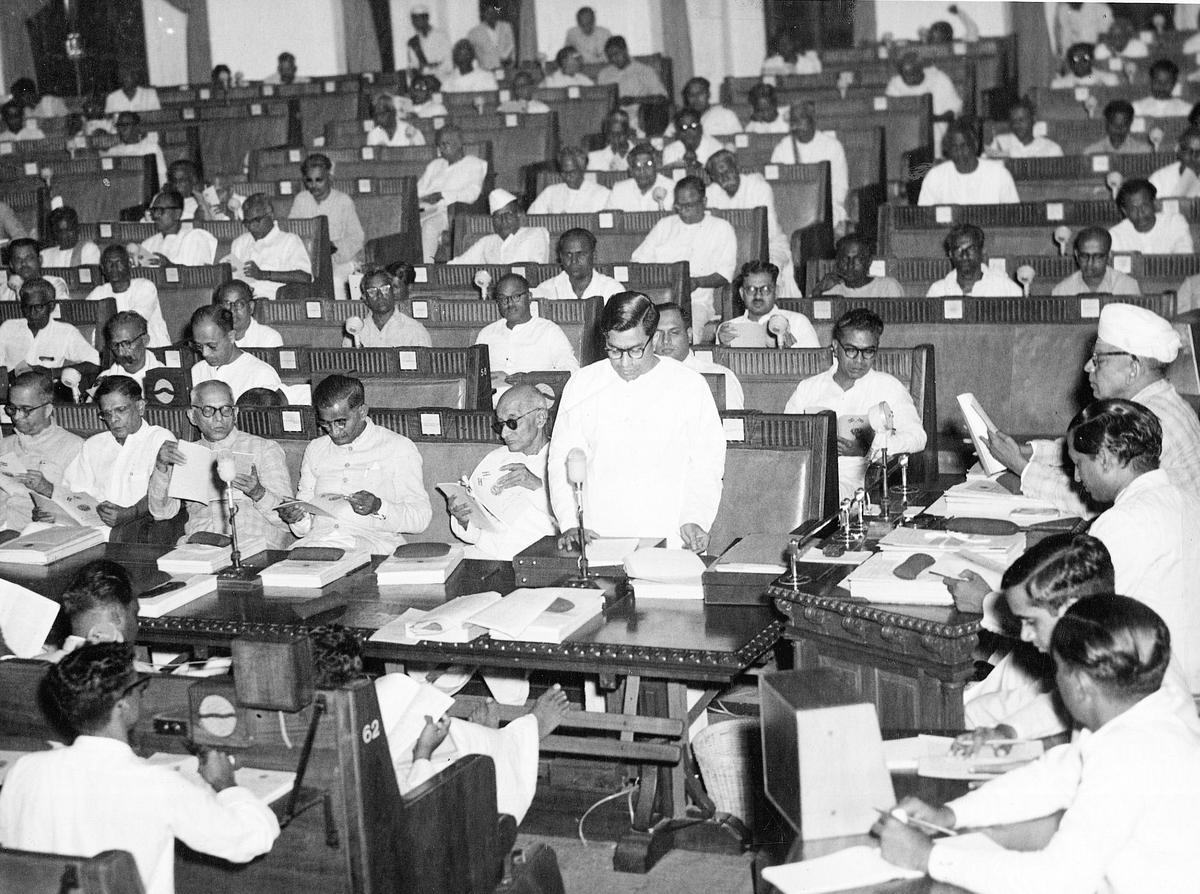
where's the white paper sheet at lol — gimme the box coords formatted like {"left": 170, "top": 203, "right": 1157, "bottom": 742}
{"left": 761, "top": 846, "right": 923, "bottom": 894}
{"left": 470, "top": 588, "right": 561, "bottom": 639}
{"left": 584, "top": 537, "right": 641, "bottom": 566}
{"left": 166, "top": 440, "right": 222, "bottom": 503}
{"left": 0, "top": 578, "right": 61, "bottom": 657}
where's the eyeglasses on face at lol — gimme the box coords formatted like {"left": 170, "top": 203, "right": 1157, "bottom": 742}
{"left": 836, "top": 341, "right": 878, "bottom": 361}
{"left": 110, "top": 333, "right": 147, "bottom": 352}
{"left": 148, "top": 205, "right": 181, "bottom": 216}
{"left": 3, "top": 400, "right": 50, "bottom": 418}
{"left": 1089, "top": 350, "right": 1133, "bottom": 366}
{"left": 362, "top": 286, "right": 392, "bottom": 299}
{"left": 494, "top": 290, "right": 529, "bottom": 304}
{"left": 191, "top": 405, "right": 236, "bottom": 419}
{"left": 604, "top": 334, "right": 654, "bottom": 361}
{"left": 490, "top": 407, "right": 538, "bottom": 435}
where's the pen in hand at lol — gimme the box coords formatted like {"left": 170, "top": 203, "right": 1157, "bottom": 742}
{"left": 875, "top": 806, "right": 958, "bottom": 837}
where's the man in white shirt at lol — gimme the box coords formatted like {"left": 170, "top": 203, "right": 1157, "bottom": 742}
{"left": 103, "top": 63, "right": 160, "bottom": 114}
{"left": 531, "top": 228, "right": 624, "bottom": 302}
{"left": 1093, "top": 16, "right": 1149, "bottom": 62}
{"left": 227, "top": 194, "right": 313, "bottom": 300}
{"left": 769, "top": 103, "right": 850, "bottom": 232}
{"left": 1108, "top": 178, "right": 1194, "bottom": 254}
{"left": 262, "top": 51, "right": 307, "bottom": 85}
{"left": 632, "top": 176, "right": 737, "bottom": 339}
{"left": 705, "top": 149, "right": 799, "bottom": 296}
{"left": 9, "top": 77, "right": 68, "bottom": 121}
{"left": 761, "top": 30, "right": 822, "bottom": 76}
{"left": 989, "top": 303, "right": 1200, "bottom": 516}
{"left": 289, "top": 155, "right": 365, "bottom": 298}
{"left": 1149, "top": 127, "right": 1200, "bottom": 198}
{"left": 87, "top": 245, "right": 171, "bottom": 347}
{"left": 655, "top": 302, "right": 743, "bottom": 410}
{"left": 587, "top": 109, "right": 635, "bottom": 172}
{"left": 406, "top": 4, "right": 453, "bottom": 78}
{"left": 417, "top": 126, "right": 489, "bottom": 261}
{"left": 187, "top": 304, "right": 285, "bottom": 402}
{"left": 1083, "top": 100, "right": 1152, "bottom": 155}
{"left": 529, "top": 147, "right": 611, "bottom": 214}
{"left": 2, "top": 238, "right": 70, "bottom": 303}
{"left": 0, "top": 100, "right": 43, "bottom": 142}
{"left": 544, "top": 46, "right": 594, "bottom": 89}
{"left": 163, "top": 160, "right": 212, "bottom": 223}
{"left": 450, "top": 189, "right": 550, "bottom": 265}
{"left": 366, "top": 94, "right": 425, "bottom": 147}
{"left": 926, "top": 224, "right": 1023, "bottom": 297}
{"left": 565, "top": 6, "right": 611, "bottom": 64}
{"left": 102, "top": 112, "right": 167, "bottom": 186}
{"left": 138, "top": 189, "right": 218, "bottom": 266}
{"left": 1051, "top": 227, "right": 1141, "bottom": 296}
{"left": 399, "top": 75, "right": 448, "bottom": 119}
{"left": 96, "top": 311, "right": 163, "bottom": 388}
{"left": 549, "top": 293, "right": 725, "bottom": 552}
{"left": 785, "top": 308, "right": 926, "bottom": 498}
{"left": 276, "top": 374, "right": 432, "bottom": 553}
{"left": 810, "top": 234, "right": 906, "bottom": 299}
{"left": 716, "top": 259, "right": 819, "bottom": 349}
{"left": 1133, "top": 59, "right": 1192, "bottom": 117}
{"left": 1050, "top": 41, "right": 1120, "bottom": 89}
{"left": 661, "top": 109, "right": 725, "bottom": 172}
{"left": 0, "top": 642, "right": 280, "bottom": 894}
{"left": 442, "top": 40, "right": 499, "bottom": 93}
{"left": 496, "top": 71, "right": 551, "bottom": 115}
{"left": 596, "top": 36, "right": 668, "bottom": 103}
{"left": 346, "top": 267, "right": 430, "bottom": 348}
{"left": 448, "top": 384, "right": 557, "bottom": 560}
{"left": 664, "top": 77, "right": 741, "bottom": 138}
{"left": 885, "top": 53, "right": 962, "bottom": 156}
{"left": 476, "top": 274, "right": 578, "bottom": 399}
{"left": 984, "top": 98, "right": 1064, "bottom": 159}
{"left": 467, "top": 6, "right": 515, "bottom": 71}
{"left": 149, "top": 381, "right": 294, "bottom": 550}
{"left": 919, "top": 120, "right": 1021, "bottom": 206}
{"left": 59, "top": 375, "right": 174, "bottom": 538}
{"left": 745, "top": 83, "right": 790, "bottom": 134}
{"left": 0, "top": 278, "right": 99, "bottom": 379}
{"left": 214, "top": 281, "right": 283, "bottom": 349}
{"left": 1056, "top": 4, "right": 1112, "bottom": 54}
{"left": 0, "top": 369, "right": 82, "bottom": 531}
{"left": 39, "top": 206, "right": 101, "bottom": 269}
{"left": 604, "top": 142, "right": 674, "bottom": 211}
{"left": 879, "top": 595, "right": 1200, "bottom": 893}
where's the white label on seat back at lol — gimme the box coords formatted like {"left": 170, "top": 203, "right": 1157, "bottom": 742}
{"left": 280, "top": 350, "right": 297, "bottom": 370}
{"left": 723, "top": 418, "right": 745, "bottom": 441}
{"left": 813, "top": 300, "right": 832, "bottom": 320}
{"left": 305, "top": 301, "right": 322, "bottom": 319}
{"left": 943, "top": 300, "right": 963, "bottom": 320}
{"left": 614, "top": 265, "right": 629, "bottom": 281}
{"left": 414, "top": 267, "right": 428, "bottom": 283}
{"left": 282, "top": 410, "right": 302, "bottom": 432}
{"left": 411, "top": 300, "right": 428, "bottom": 319}
{"left": 869, "top": 260, "right": 886, "bottom": 277}
{"left": 420, "top": 413, "right": 441, "bottom": 435}
{"left": 399, "top": 351, "right": 417, "bottom": 370}
{"left": 1080, "top": 298, "right": 1101, "bottom": 318}
{"left": 935, "top": 206, "right": 952, "bottom": 223}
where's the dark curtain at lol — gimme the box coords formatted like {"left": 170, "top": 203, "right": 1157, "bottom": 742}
{"left": 343, "top": 0, "right": 383, "bottom": 73}
{"left": 24, "top": 0, "right": 146, "bottom": 98}
{"left": 1012, "top": 2, "right": 1055, "bottom": 99}
{"left": 660, "top": 0, "right": 693, "bottom": 90}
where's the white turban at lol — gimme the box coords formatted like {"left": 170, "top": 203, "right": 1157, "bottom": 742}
{"left": 488, "top": 188, "right": 518, "bottom": 214}
{"left": 1096, "top": 303, "right": 1182, "bottom": 364}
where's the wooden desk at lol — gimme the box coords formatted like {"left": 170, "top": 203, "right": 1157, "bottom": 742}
{"left": 5, "top": 543, "right": 782, "bottom": 874}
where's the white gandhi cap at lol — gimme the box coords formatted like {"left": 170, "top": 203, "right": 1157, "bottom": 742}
{"left": 1096, "top": 302, "right": 1182, "bottom": 364}
{"left": 488, "top": 188, "right": 518, "bottom": 214}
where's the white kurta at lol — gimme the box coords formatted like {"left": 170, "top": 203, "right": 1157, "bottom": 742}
{"left": 548, "top": 357, "right": 725, "bottom": 548}
{"left": 565, "top": 24, "right": 612, "bottom": 63}
{"left": 527, "top": 181, "right": 611, "bottom": 214}
{"left": 466, "top": 21, "right": 515, "bottom": 71}
{"left": 85, "top": 279, "right": 170, "bottom": 347}
{"left": 0, "top": 736, "right": 279, "bottom": 894}
{"left": 0, "top": 422, "right": 82, "bottom": 530}
{"left": 631, "top": 212, "right": 737, "bottom": 326}
{"left": 705, "top": 173, "right": 799, "bottom": 296}
{"left": 188, "top": 352, "right": 284, "bottom": 401}
{"left": 984, "top": 134, "right": 1064, "bottom": 159}
{"left": 1149, "top": 162, "right": 1200, "bottom": 198}
{"left": 288, "top": 189, "right": 364, "bottom": 268}
{"left": 823, "top": 277, "right": 906, "bottom": 298}
{"left": 885, "top": 67, "right": 962, "bottom": 154}
{"left": 475, "top": 316, "right": 579, "bottom": 374}
{"left": 442, "top": 68, "right": 499, "bottom": 93}
{"left": 290, "top": 419, "right": 432, "bottom": 554}
{"left": 1050, "top": 268, "right": 1141, "bottom": 296}
{"left": 104, "top": 86, "right": 161, "bottom": 114}
{"left": 416, "top": 154, "right": 489, "bottom": 262}
{"left": 228, "top": 224, "right": 313, "bottom": 300}
{"left": 1175, "top": 273, "right": 1200, "bottom": 313}
{"left": 97, "top": 354, "right": 163, "bottom": 388}
{"left": 530, "top": 269, "right": 625, "bottom": 302}
{"left": 1108, "top": 212, "right": 1194, "bottom": 254}
{"left": 928, "top": 690, "right": 1200, "bottom": 894}
{"left": 745, "top": 115, "right": 791, "bottom": 134}
{"left": 604, "top": 175, "right": 676, "bottom": 212}
{"left": 0, "top": 274, "right": 69, "bottom": 304}
{"left": 449, "top": 443, "right": 556, "bottom": 560}
{"left": 761, "top": 52, "right": 822, "bottom": 75}
{"left": 366, "top": 124, "right": 426, "bottom": 147}
{"left": 496, "top": 99, "right": 551, "bottom": 115}
{"left": 450, "top": 227, "right": 550, "bottom": 265}
{"left": 60, "top": 422, "right": 173, "bottom": 506}
{"left": 139, "top": 227, "right": 217, "bottom": 265}
{"left": 918, "top": 159, "right": 1020, "bottom": 206}
{"left": 102, "top": 139, "right": 168, "bottom": 186}
{"left": 348, "top": 311, "right": 432, "bottom": 348}
{"left": 40, "top": 242, "right": 101, "bottom": 268}
{"left": 0, "top": 318, "right": 99, "bottom": 370}
{"left": 407, "top": 28, "right": 453, "bottom": 76}
{"left": 661, "top": 134, "right": 726, "bottom": 167}
{"left": 586, "top": 145, "right": 630, "bottom": 172}
{"left": 542, "top": 71, "right": 594, "bottom": 89}
{"left": 926, "top": 269, "right": 1023, "bottom": 297}
{"left": 769, "top": 131, "right": 850, "bottom": 227}
{"left": 784, "top": 364, "right": 926, "bottom": 498}
{"left": 1049, "top": 70, "right": 1120, "bottom": 89}
{"left": 235, "top": 317, "right": 284, "bottom": 348}
{"left": 684, "top": 350, "right": 744, "bottom": 410}
{"left": 1132, "top": 96, "right": 1192, "bottom": 117}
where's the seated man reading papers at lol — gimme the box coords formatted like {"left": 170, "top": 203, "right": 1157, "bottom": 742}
{"left": 277, "top": 374, "right": 432, "bottom": 553}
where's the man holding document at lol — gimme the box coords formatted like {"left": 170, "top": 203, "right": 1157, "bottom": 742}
{"left": 148, "top": 381, "right": 294, "bottom": 549}
{"left": 0, "top": 370, "right": 82, "bottom": 530}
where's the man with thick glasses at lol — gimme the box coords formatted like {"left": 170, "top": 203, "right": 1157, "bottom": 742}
{"left": 785, "top": 308, "right": 926, "bottom": 499}
{"left": 717, "top": 259, "right": 818, "bottom": 349}
{"left": 1051, "top": 227, "right": 1141, "bottom": 297}
{"left": 0, "top": 277, "right": 99, "bottom": 381}
{"left": 0, "top": 369, "right": 82, "bottom": 529}
{"left": 603, "top": 143, "right": 674, "bottom": 212}
{"left": 348, "top": 267, "right": 430, "bottom": 348}
{"left": 137, "top": 188, "right": 217, "bottom": 266}
{"left": 96, "top": 311, "right": 163, "bottom": 388}
{"left": 447, "top": 384, "right": 556, "bottom": 560}
{"left": 475, "top": 273, "right": 578, "bottom": 399}
{"left": 186, "top": 304, "right": 285, "bottom": 403}
{"left": 549, "top": 292, "right": 725, "bottom": 553}
{"left": 277, "top": 374, "right": 431, "bottom": 553}
{"left": 148, "top": 381, "right": 294, "bottom": 549}
{"left": 224, "top": 193, "right": 312, "bottom": 300}
{"left": 86, "top": 245, "right": 170, "bottom": 347}
{"left": 988, "top": 303, "right": 1200, "bottom": 515}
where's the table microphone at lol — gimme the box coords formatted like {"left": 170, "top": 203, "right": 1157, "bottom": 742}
{"left": 1016, "top": 265, "right": 1036, "bottom": 298}
{"left": 215, "top": 450, "right": 247, "bottom": 576}
{"left": 61, "top": 368, "right": 82, "bottom": 404}
{"left": 1105, "top": 171, "right": 1124, "bottom": 201}
{"left": 1053, "top": 226, "right": 1072, "bottom": 258}
{"left": 565, "top": 448, "right": 599, "bottom": 585}
{"left": 651, "top": 186, "right": 667, "bottom": 211}
{"left": 344, "top": 315, "right": 364, "bottom": 347}
{"left": 766, "top": 315, "right": 790, "bottom": 345}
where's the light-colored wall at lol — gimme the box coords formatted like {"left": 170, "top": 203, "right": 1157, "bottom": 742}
{"left": 206, "top": 0, "right": 347, "bottom": 81}
{"left": 389, "top": 0, "right": 495, "bottom": 69}
{"left": 143, "top": 0, "right": 189, "bottom": 87}
{"left": 872, "top": 0, "right": 1012, "bottom": 42}
{"left": 687, "top": 0, "right": 765, "bottom": 84}
{"left": 533, "top": 0, "right": 663, "bottom": 58}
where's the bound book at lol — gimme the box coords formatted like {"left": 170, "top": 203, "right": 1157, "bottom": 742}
{"left": 375, "top": 542, "right": 465, "bottom": 585}
{"left": 137, "top": 575, "right": 219, "bottom": 619}
{"left": 156, "top": 533, "right": 268, "bottom": 575}
{"left": 0, "top": 524, "right": 106, "bottom": 565}
{"left": 843, "top": 552, "right": 953, "bottom": 606}
{"left": 258, "top": 548, "right": 372, "bottom": 589}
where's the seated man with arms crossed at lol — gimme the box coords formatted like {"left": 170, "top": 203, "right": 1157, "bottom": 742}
{"left": 137, "top": 189, "right": 218, "bottom": 266}
{"left": 87, "top": 245, "right": 171, "bottom": 347}
{"left": 149, "top": 381, "right": 294, "bottom": 550}
{"left": 448, "top": 384, "right": 557, "bottom": 560}
{"left": 278, "top": 374, "right": 432, "bottom": 553}
{"left": 96, "top": 311, "right": 163, "bottom": 388}
{"left": 549, "top": 293, "right": 725, "bottom": 552}
{"left": 0, "top": 642, "right": 280, "bottom": 894}
{"left": 1050, "top": 227, "right": 1141, "bottom": 296}
{"left": 0, "top": 370, "right": 82, "bottom": 531}
{"left": 654, "top": 301, "right": 744, "bottom": 410}
{"left": 476, "top": 274, "right": 578, "bottom": 398}
{"left": 215, "top": 281, "right": 283, "bottom": 349}
{"left": 784, "top": 308, "right": 926, "bottom": 499}
{"left": 450, "top": 189, "right": 551, "bottom": 265}
{"left": 187, "top": 304, "right": 285, "bottom": 403}
{"left": 877, "top": 595, "right": 1200, "bottom": 893}
{"left": 226, "top": 193, "right": 313, "bottom": 300}
{"left": 347, "top": 266, "right": 431, "bottom": 348}
{"left": 530, "top": 228, "right": 624, "bottom": 302}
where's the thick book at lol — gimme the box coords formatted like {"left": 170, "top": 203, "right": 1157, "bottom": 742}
{"left": 156, "top": 534, "right": 267, "bottom": 575}
{"left": 258, "top": 549, "right": 372, "bottom": 589}
{"left": 843, "top": 552, "right": 954, "bottom": 606}
{"left": 137, "top": 575, "right": 219, "bottom": 619}
{"left": 0, "top": 524, "right": 105, "bottom": 565}
{"left": 375, "top": 542, "right": 466, "bottom": 585}
{"left": 473, "top": 587, "right": 604, "bottom": 643}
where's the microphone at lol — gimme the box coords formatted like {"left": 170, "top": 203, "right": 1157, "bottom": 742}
{"left": 1083, "top": 95, "right": 1099, "bottom": 118}
{"left": 651, "top": 186, "right": 667, "bottom": 211}
{"left": 1053, "top": 225, "right": 1072, "bottom": 257}
{"left": 1016, "top": 264, "right": 1036, "bottom": 298}
{"left": 215, "top": 449, "right": 246, "bottom": 576}
{"left": 766, "top": 315, "right": 790, "bottom": 345}
{"left": 566, "top": 447, "right": 587, "bottom": 494}
{"left": 474, "top": 269, "right": 493, "bottom": 300}
{"left": 1123, "top": 61, "right": 1137, "bottom": 83}
{"left": 344, "top": 315, "right": 364, "bottom": 346}
{"left": 216, "top": 450, "right": 237, "bottom": 484}
{"left": 564, "top": 448, "right": 598, "bottom": 586}
{"left": 1105, "top": 171, "right": 1124, "bottom": 200}
{"left": 836, "top": 70, "right": 854, "bottom": 100}
{"left": 61, "top": 368, "right": 82, "bottom": 404}
{"left": 868, "top": 401, "right": 894, "bottom": 438}
{"left": 1149, "top": 127, "right": 1164, "bottom": 153}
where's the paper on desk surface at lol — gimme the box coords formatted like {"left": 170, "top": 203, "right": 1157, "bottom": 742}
{"left": 0, "top": 578, "right": 61, "bottom": 658}
{"left": 146, "top": 754, "right": 296, "bottom": 804}
{"left": 882, "top": 734, "right": 955, "bottom": 773}
{"left": 584, "top": 537, "right": 641, "bottom": 566}
{"left": 798, "top": 545, "right": 873, "bottom": 566}
{"left": 761, "top": 845, "right": 923, "bottom": 893}
{"left": 470, "top": 587, "right": 562, "bottom": 638}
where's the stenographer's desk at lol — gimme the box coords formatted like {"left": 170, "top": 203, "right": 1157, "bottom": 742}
{"left": 4, "top": 542, "right": 782, "bottom": 874}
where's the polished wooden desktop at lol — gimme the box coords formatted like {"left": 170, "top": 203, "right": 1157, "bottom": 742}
{"left": 4, "top": 542, "right": 782, "bottom": 874}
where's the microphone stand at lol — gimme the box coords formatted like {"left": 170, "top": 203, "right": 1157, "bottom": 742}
{"left": 566, "top": 481, "right": 601, "bottom": 589}
{"left": 217, "top": 476, "right": 258, "bottom": 582}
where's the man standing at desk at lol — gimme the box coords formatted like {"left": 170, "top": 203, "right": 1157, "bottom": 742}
{"left": 278, "top": 374, "right": 432, "bottom": 553}
{"left": 549, "top": 293, "right": 725, "bottom": 552}
{"left": 0, "top": 369, "right": 82, "bottom": 530}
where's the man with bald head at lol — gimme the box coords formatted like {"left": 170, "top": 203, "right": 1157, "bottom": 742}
{"left": 149, "top": 381, "right": 294, "bottom": 549}
{"left": 0, "top": 369, "right": 82, "bottom": 530}
{"left": 1052, "top": 228, "right": 1141, "bottom": 296}
{"left": 225, "top": 194, "right": 312, "bottom": 300}
{"left": 529, "top": 146, "right": 611, "bottom": 214}
{"left": 476, "top": 274, "right": 578, "bottom": 398}
{"left": 448, "top": 384, "right": 557, "bottom": 560}
{"left": 417, "top": 125, "right": 489, "bottom": 261}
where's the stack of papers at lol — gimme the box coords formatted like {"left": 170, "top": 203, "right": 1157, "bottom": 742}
{"left": 146, "top": 753, "right": 296, "bottom": 804}
{"left": 375, "top": 542, "right": 465, "bottom": 585}
{"left": 258, "top": 549, "right": 371, "bottom": 589}
{"left": 940, "top": 478, "right": 1070, "bottom": 527}
{"left": 137, "top": 575, "right": 218, "bottom": 618}
{"left": 710, "top": 534, "right": 790, "bottom": 574}
{"left": 761, "top": 846, "right": 923, "bottom": 893}
{"left": 0, "top": 525, "right": 105, "bottom": 565}
{"left": 876, "top": 526, "right": 1024, "bottom": 561}
{"left": 844, "top": 552, "right": 955, "bottom": 605}
{"left": 156, "top": 535, "right": 267, "bottom": 575}
{"left": 624, "top": 548, "right": 706, "bottom": 600}
{"left": 918, "top": 739, "right": 1044, "bottom": 781}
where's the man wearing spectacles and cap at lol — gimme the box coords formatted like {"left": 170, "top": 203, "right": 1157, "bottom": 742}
{"left": 549, "top": 292, "right": 725, "bottom": 553}
{"left": 785, "top": 308, "right": 926, "bottom": 499}
{"left": 1050, "top": 41, "right": 1120, "bottom": 89}
{"left": 148, "top": 381, "right": 294, "bottom": 549}
{"left": 224, "top": 193, "right": 312, "bottom": 301}
{"left": 137, "top": 188, "right": 218, "bottom": 267}
{"left": 86, "top": 245, "right": 171, "bottom": 347}
{"left": 96, "top": 311, "right": 163, "bottom": 389}
{"left": 988, "top": 302, "right": 1200, "bottom": 516}
{"left": 450, "top": 189, "right": 550, "bottom": 265}
{"left": 446, "top": 384, "right": 556, "bottom": 560}
{"left": 475, "top": 273, "right": 578, "bottom": 400}
{"left": 0, "top": 369, "right": 82, "bottom": 530}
